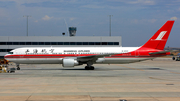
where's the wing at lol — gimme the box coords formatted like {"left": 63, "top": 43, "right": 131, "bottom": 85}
{"left": 77, "top": 53, "right": 119, "bottom": 62}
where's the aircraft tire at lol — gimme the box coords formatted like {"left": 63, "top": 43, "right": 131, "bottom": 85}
{"left": 172, "top": 57, "right": 175, "bottom": 60}
{"left": 85, "top": 66, "right": 89, "bottom": 70}
{"left": 90, "top": 66, "right": 94, "bottom": 70}
{"left": 85, "top": 66, "right": 94, "bottom": 70}
{"left": 17, "top": 67, "right": 20, "bottom": 70}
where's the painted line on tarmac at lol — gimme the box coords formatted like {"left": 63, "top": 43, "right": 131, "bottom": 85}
{"left": 170, "top": 71, "right": 180, "bottom": 74}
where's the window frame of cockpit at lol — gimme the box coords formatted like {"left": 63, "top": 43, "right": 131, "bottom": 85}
{"left": 8, "top": 52, "right": 13, "bottom": 54}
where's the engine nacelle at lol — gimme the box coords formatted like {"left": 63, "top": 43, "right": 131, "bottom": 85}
{"left": 62, "top": 59, "right": 79, "bottom": 67}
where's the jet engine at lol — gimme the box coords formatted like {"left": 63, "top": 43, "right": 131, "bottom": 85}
{"left": 62, "top": 59, "right": 79, "bottom": 67}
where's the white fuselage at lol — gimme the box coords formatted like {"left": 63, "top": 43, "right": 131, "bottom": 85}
{"left": 4, "top": 47, "right": 154, "bottom": 65}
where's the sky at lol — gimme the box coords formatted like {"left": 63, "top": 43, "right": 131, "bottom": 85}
{"left": 0, "top": 0, "right": 180, "bottom": 47}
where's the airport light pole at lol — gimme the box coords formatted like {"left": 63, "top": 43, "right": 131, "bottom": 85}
{"left": 23, "top": 15, "right": 31, "bottom": 36}
{"left": 109, "top": 15, "right": 113, "bottom": 36}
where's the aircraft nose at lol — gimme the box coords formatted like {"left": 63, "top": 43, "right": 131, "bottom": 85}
{"left": 4, "top": 54, "right": 9, "bottom": 58}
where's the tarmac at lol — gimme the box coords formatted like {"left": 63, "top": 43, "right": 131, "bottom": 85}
{"left": 0, "top": 58, "right": 180, "bottom": 101}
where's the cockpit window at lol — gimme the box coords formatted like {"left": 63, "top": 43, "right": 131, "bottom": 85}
{"left": 8, "top": 52, "right": 13, "bottom": 54}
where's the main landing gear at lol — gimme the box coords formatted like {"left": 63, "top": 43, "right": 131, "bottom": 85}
{"left": 16, "top": 64, "right": 20, "bottom": 70}
{"left": 85, "top": 61, "right": 94, "bottom": 70}
{"left": 85, "top": 66, "right": 94, "bottom": 70}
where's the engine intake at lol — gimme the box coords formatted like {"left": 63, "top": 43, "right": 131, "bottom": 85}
{"left": 62, "top": 59, "right": 79, "bottom": 67}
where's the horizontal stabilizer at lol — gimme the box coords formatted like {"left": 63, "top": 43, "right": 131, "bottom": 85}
{"left": 149, "top": 50, "right": 178, "bottom": 55}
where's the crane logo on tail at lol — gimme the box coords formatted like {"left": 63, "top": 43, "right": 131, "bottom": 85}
{"left": 155, "top": 31, "right": 167, "bottom": 40}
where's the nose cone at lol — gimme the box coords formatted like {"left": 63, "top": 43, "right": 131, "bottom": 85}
{"left": 4, "top": 55, "right": 7, "bottom": 58}
{"left": 4, "top": 54, "right": 10, "bottom": 60}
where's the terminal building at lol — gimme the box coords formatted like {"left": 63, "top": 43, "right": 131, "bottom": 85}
{"left": 0, "top": 27, "right": 122, "bottom": 58}
{"left": 0, "top": 36, "right": 122, "bottom": 58}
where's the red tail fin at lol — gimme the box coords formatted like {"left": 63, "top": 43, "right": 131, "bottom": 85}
{"left": 141, "top": 20, "right": 174, "bottom": 50}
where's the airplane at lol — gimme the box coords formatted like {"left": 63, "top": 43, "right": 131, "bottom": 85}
{"left": 4, "top": 20, "right": 175, "bottom": 70}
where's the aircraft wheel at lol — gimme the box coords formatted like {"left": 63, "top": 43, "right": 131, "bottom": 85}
{"left": 90, "top": 66, "right": 94, "bottom": 70}
{"left": 17, "top": 67, "right": 20, "bottom": 70}
{"left": 172, "top": 57, "right": 175, "bottom": 60}
{"left": 85, "top": 66, "right": 89, "bottom": 70}
{"left": 85, "top": 66, "right": 95, "bottom": 70}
